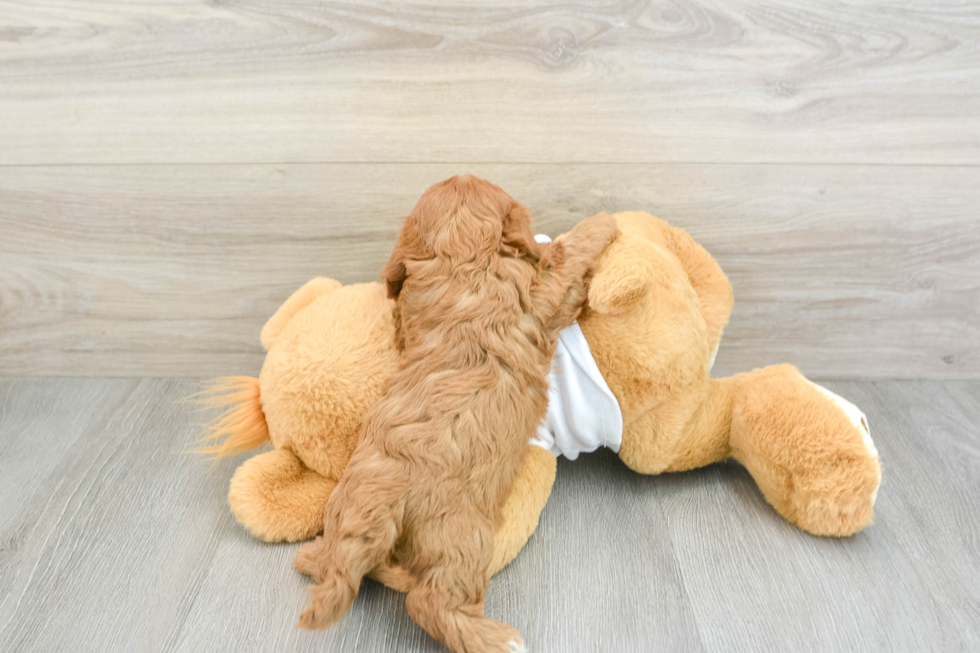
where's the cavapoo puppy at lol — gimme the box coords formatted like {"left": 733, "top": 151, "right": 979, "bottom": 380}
{"left": 295, "top": 175, "right": 618, "bottom": 652}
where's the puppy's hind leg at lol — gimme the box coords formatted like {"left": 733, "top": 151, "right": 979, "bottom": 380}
{"left": 296, "top": 485, "right": 403, "bottom": 630}
{"left": 405, "top": 514, "right": 525, "bottom": 653}
{"left": 406, "top": 570, "right": 526, "bottom": 653}
{"left": 294, "top": 534, "right": 327, "bottom": 580}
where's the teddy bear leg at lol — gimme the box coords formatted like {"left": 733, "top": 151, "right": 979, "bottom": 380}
{"left": 617, "top": 378, "right": 736, "bottom": 475}
{"left": 728, "top": 365, "right": 881, "bottom": 536}
{"left": 228, "top": 448, "right": 336, "bottom": 542}
{"left": 661, "top": 378, "right": 739, "bottom": 472}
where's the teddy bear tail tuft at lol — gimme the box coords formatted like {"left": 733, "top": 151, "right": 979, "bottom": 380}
{"left": 186, "top": 376, "right": 268, "bottom": 458}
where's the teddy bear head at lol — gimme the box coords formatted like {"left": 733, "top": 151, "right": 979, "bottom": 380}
{"left": 259, "top": 281, "right": 399, "bottom": 479}
{"left": 577, "top": 212, "right": 730, "bottom": 425}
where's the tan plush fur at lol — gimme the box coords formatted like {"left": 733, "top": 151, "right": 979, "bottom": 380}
{"left": 291, "top": 176, "right": 617, "bottom": 651}
{"left": 228, "top": 447, "right": 336, "bottom": 542}
{"left": 201, "top": 211, "right": 881, "bottom": 589}
{"left": 580, "top": 212, "right": 881, "bottom": 537}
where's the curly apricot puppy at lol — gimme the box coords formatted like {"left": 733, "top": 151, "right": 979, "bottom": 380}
{"left": 295, "top": 175, "right": 618, "bottom": 652}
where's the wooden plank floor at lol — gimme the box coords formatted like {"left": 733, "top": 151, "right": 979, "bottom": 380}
{"left": 1, "top": 378, "right": 977, "bottom": 652}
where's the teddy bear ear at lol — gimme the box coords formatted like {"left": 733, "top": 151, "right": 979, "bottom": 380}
{"left": 261, "top": 278, "right": 342, "bottom": 350}
{"left": 587, "top": 237, "right": 654, "bottom": 314}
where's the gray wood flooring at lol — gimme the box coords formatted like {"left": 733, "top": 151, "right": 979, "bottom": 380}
{"left": 1, "top": 378, "right": 977, "bottom": 652}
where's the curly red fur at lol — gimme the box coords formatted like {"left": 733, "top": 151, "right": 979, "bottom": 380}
{"left": 295, "top": 175, "right": 618, "bottom": 653}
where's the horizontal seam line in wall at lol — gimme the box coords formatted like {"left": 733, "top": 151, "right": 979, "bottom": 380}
{"left": 1, "top": 161, "right": 979, "bottom": 168}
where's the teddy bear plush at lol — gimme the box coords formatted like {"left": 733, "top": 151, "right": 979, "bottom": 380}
{"left": 200, "top": 212, "right": 881, "bottom": 576}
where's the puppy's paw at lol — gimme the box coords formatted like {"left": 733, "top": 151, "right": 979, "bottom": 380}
{"left": 578, "top": 212, "right": 620, "bottom": 247}
{"left": 297, "top": 602, "right": 326, "bottom": 631}
{"left": 466, "top": 619, "right": 526, "bottom": 653}
{"left": 294, "top": 537, "right": 325, "bottom": 580}
{"left": 296, "top": 579, "right": 356, "bottom": 631}
{"left": 565, "top": 212, "right": 620, "bottom": 267}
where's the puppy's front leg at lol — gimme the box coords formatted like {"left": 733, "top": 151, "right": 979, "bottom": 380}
{"left": 533, "top": 212, "right": 619, "bottom": 333}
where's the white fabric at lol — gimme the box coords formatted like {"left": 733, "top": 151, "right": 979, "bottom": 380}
{"left": 807, "top": 381, "right": 880, "bottom": 506}
{"left": 529, "top": 234, "right": 624, "bottom": 460}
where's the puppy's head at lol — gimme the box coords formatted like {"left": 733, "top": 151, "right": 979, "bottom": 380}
{"left": 382, "top": 175, "right": 540, "bottom": 299}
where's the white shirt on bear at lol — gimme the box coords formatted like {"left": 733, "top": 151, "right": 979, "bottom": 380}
{"left": 530, "top": 234, "right": 624, "bottom": 460}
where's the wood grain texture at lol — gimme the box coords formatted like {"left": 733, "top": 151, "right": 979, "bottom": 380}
{"left": 660, "top": 379, "right": 980, "bottom": 653}
{"left": 2, "top": 163, "right": 978, "bottom": 378}
{"left": 0, "top": 0, "right": 978, "bottom": 165}
{"left": 1, "top": 378, "right": 978, "bottom": 652}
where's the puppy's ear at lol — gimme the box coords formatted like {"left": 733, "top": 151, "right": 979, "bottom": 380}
{"left": 501, "top": 204, "right": 541, "bottom": 261}
{"left": 382, "top": 214, "right": 426, "bottom": 299}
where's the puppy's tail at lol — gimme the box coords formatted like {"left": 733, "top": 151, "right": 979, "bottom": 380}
{"left": 186, "top": 376, "right": 268, "bottom": 458}
{"left": 297, "top": 498, "right": 402, "bottom": 630}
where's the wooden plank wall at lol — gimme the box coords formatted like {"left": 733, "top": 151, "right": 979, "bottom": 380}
{"left": 1, "top": 1, "right": 978, "bottom": 378}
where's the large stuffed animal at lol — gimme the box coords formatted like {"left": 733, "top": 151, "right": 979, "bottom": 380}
{"left": 199, "top": 212, "right": 881, "bottom": 576}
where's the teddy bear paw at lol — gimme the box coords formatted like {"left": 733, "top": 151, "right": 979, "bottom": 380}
{"left": 791, "top": 382, "right": 882, "bottom": 536}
